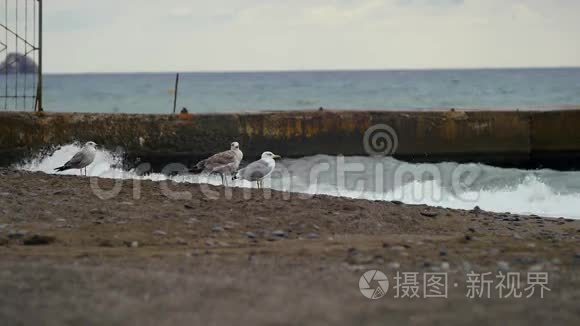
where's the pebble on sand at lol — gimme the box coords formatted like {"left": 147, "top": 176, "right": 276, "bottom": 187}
{"left": 152, "top": 230, "right": 168, "bottom": 236}
{"left": 211, "top": 225, "right": 224, "bottom": 232}
{"left": 245, "top": 231, "right": 257, "bottom": 239}
{"left": 272, "top": 230, "right": 288, "bottom": 238}
{"left": 497, "top": 261, "right": 510, "bottom": 271}
{"left": 305, "top": 232, "right": 320, "bottom": 239}
{"left": 420, "top": 211, "right": 439, "bottom": 218}
{"left": 22, "top": 234, "right": 56, "bottom": 246}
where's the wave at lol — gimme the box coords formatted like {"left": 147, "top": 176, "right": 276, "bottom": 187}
{"left": 17, "top": 144, "right": 580, "bottom": 219}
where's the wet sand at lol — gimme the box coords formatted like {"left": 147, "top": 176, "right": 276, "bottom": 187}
{"left": 1, "top": 168, "right": 579, "bottom": 325}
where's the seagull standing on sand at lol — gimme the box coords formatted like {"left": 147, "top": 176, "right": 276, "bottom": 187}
{"left": 192, "top": 142, "right": 243, "bottom": 186}
{"left": 233, "top": 151, "right": 281, "bottom": 189}
{"left": 54, "top": 141, "right": 97, "bottom": 176}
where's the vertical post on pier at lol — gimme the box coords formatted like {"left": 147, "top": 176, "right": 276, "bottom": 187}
{"left": 35, "top": 0, "right": 43, "bottom": 112}
{"left": 172, "top": 73, "right": 179, "bottom": 114}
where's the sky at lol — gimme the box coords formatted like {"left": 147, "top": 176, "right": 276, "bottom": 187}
{"left": 35, "top": 0, "right": 580, "bottom": 72}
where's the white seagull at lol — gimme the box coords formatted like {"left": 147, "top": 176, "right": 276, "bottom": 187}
{"left": 233, "top": 151, "right": 281, "bottom": 189}
{"left": 192, "top": 142, "right": 243, "bottom": 186}
{"left": 54, "top": 141, "right": 97, "bottom": 176}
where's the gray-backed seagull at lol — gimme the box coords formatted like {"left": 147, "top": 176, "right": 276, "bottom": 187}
{"left": 192, "top": 142, "right": 243, "bottom": 186}
{"left": 233, "top": 151, "right": 280, "bottom": 189}
{"left": 54, "top": 141, "right": 97, "bottom": 176}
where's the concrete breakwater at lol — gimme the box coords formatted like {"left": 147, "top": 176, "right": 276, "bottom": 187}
{"left": 1, "top": 108, "right": 580, "bottom": 170}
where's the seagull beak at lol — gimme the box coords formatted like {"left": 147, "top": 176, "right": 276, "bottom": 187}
{"left": 273, "top": 154, "right": 281, "bottom": 159}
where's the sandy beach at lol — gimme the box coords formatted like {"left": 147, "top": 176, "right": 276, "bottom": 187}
{"left": 2, "top": 0, "right": 580, "bottom": 324}
{"left": 0, "top": 168, "right": 579, "bottom": 325}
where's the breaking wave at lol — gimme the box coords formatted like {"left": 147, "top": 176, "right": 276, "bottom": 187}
{"left": 17, "top": 143, "right": 580, "bottom": 219}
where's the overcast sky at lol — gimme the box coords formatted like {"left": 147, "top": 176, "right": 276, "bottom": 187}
{"left": 41, "top": 0, "right": 580, "bottom": 73}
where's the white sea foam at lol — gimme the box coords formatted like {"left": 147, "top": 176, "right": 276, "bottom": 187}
{"left": 18, "top": 144, "right": 580, "bottom": 219}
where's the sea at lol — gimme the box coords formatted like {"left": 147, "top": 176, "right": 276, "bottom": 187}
{"left": 2, "top": 68, "right": 580, "bottom": 113}
{"left": 5, "top": 68, "right": 580, "bottom": 218}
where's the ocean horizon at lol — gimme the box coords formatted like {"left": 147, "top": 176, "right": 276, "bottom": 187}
{"left": 45, "top": 66, "right": 580, "bottom": 75}
{"left": 2, "top": 67, "right": 580, "bottom": 113}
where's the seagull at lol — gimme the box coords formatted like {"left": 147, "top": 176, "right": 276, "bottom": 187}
{"left": 192, "top": 142, "right": 243, "bottom": 186}
{"left": 233, "top": 151, "right": 281, "bottom": 189}
{"left": 54, "top": 141, "right": 97, "bottom": 176}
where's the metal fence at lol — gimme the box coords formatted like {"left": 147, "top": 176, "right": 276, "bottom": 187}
{"left": 0, "top": 0, "right": 42, "bottom": 111}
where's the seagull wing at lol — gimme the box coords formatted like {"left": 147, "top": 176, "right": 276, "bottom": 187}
{"left": 198, "top": 150, "right": 238, "bottom": 172}
{"left": 63, "top": 150, "right": 88, "bottom": 169}
{"left": 238, "top": 159, "right": 273, "bottom": 181}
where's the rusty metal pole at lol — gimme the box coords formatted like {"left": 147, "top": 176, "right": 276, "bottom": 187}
{"left": 35, "top": 0, "right": 42, "bottom": 112}
{"left": 172, "top": 73, "right": 179, "bottom": 114}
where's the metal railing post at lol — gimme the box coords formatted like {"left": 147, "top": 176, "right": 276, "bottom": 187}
{"left": 172, "top": 73, "right": 179, "bottom": 114}
{"left": 35, "top": 0, "right": 42, "bottom": 112}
